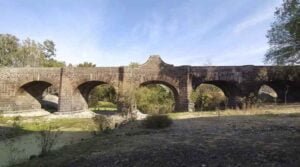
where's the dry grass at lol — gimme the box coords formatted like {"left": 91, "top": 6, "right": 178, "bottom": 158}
{"left": 169, "top": 104, "right": 300, "bottom": 120}
{"left": 14, "top": 104, "right": 300, "bottom": 167}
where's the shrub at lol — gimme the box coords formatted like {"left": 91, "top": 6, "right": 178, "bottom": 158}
{"left": 191, "top": 84, "right": 227, "bottom": 111}
{"left": 92, "top": 115, "right": 112, "bottom": 134}
{"left": 35, "top": 123, "right": 61, "bottom": 156}
{"left": 135, "top": 85, "right": 175, "bottom": 114}
{"left": 142, "top": 115, "right": 173, "bottom": 129}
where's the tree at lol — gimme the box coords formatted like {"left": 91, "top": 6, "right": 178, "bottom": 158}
{"left": 19, "top": 38, "right": 44, "bottom": 67}
{"left": 129, "top": 62, "right": 139, "bottom": 68}
{"left": 0, "top": 34, "right": 65, "bottom": 67}
{"left": 191, "top": 84, "right": 226, "bottom": 111}
{"left": 88, "top": 84, "right": 117, "bottom": 107}
{"left": 265, "top": 0, "right": 300, "bottom": 65}
{"left": 135, "top": 85, "right": 175, "bottom": 114}
{"left": 0, "top": 34, "right": 19, "bottom": 66}
{"left": 41, "top": 40, "right": 56, "bottom": 59}
{"left": 77, "top": 62, "right": 96, "bottom": 67}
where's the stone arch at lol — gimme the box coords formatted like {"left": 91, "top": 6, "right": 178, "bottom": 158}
{"left": 193, "top": 82, "right": 228, "bottom": 110}
{"left": 194, "top": 80, "right": 243, "bottom": 109}
{"left": 14, "top": 81, "right": 54, "bottom": 111}
{"left": 257, "top": 84, "right": 278, "bottom": 103}
{"left": 194, "top": 80, "right": 241, "bottom": 97}
{"left": 139, "top": 80, "right": 180, "bottom": 111}
{"left": 72, "top": 80, "right": 117, "bottom": 111}
{"left": 256, "top": 81, "right": 298, "bottom": 103}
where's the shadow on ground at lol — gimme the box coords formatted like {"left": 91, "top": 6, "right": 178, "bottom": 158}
{"left": 3, "top": 112, "right": 300, "bottom": 167}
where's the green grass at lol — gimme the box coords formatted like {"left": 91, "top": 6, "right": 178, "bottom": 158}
{"left": 21, "top": 118, "right": 97, "bottom": 131}
{"left": 90, "top": 101, "right": 117, "bottom": 111}
{"left": 89, "top": 101, "right": 118, "bottom": 113}
{"left": 0, "top": 117, "right": 99, "bottom": 140}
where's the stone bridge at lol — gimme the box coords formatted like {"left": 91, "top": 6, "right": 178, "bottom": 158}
{"left": 0, "top": 56, "right": 300, "bottom": 113}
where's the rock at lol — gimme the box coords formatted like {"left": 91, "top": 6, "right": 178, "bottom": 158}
{"left": 132, "top": 109, "right": 147, "bottom": 120}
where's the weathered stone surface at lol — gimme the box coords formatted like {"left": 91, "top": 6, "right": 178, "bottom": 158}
{"left": 0, "top": 56, "right": 300, "bottom": 113}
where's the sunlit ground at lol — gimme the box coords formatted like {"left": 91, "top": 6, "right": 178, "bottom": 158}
{"left": 0, "top": 104, "right": 297, "bottom": 167}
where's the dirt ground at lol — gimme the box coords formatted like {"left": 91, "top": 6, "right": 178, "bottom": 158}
{"left": 16, "top": 112, "right": 300, "bottom": 167}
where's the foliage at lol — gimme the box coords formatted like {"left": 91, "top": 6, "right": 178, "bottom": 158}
{"left": 142, "top": 115, "right": 173, "bottom": 129}
{"left": 265, "top": 0, "right": 300, "bottom": 65}
{"left": 92, "top": 115, "right": 112, "bottom": 134}
{"left": 88, "top": 84, "right": 117, "bottom": 108}
{"left": 191, "top": 84, "right": 227, "bottom": 111}
{"left": 42, "top": 58, "right": 65, "bottom": 67}
{"left": 0, "top": 34, "right": 65, "bottom": 67}
{"left": 0, "top": 34, "right": 19, "bottom": 66}
{"left": 135, "top": 84, "right": 175, "bottom": 114}
{"left": 128, "top": 62, "right": 140, "bottom": 68}
{"left": 77, "top": 62, "right": 96, "bottom": 67}
{"left": 244, "top": 93, "right": 262, "bottom": 109}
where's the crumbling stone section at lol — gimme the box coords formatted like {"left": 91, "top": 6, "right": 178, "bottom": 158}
{"left": 0, "top": 56, "right": 300, "bottom": 113}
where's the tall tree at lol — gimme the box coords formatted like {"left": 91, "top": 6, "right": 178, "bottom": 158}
{"left": 0, "top": 34, "right": 19, "bottom": 66}
{"left": 41, "top": 40, "right": 56, "bottom": 59}
{"left": 265, "top": 0, "right": 300, "bottom": 65}
{"left": 0, "top": 34, "right": 65, "bottom": 67}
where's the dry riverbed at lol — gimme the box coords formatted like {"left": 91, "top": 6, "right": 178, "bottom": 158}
{"left": 15, "top": 110, "right": 300, "bottom": 167}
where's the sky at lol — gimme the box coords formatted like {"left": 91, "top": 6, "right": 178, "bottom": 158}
{"left": 0, "top": 0, "right": 282, "bottom": 66}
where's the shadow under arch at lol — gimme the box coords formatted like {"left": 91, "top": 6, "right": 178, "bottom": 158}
{"left": 73, "top": 80, "right": 117, "bottom": 111}
{"left": 194, "top": 80, "right": 241, "bottom": 98}
{"left": 193, "top": 82, "right": 227, "bottom": 110}
{"left": 15, "top": 81, "right": 55, "bottom": 111}
{"left": 193, "top": 80, "right": 243, "bottom": 109}
{"left": 139, "top": 80, "right": 180, "bottom": 112}
{"left": 256, "top": 81, "right": 298, "bottom": 103}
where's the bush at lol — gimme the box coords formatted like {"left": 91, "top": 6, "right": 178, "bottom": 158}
{"left": 135, "top": 85, "right": 175, "bottom": 114}
{"left": 142, "top": 115, "right": 173, "bottom": 129}
{"left": 92, "top": 115, "right": 112, "bottom": 134}
{"left": 191, "top": 84, "right": 227, "bottom": 111}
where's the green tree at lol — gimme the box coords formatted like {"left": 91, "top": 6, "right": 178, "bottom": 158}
{"left": 88, "top": 84, "right": 117, "bottom": 107}
{"left": 18, "top": 38, "right": 44, "bottom": 67}
{"left": 0, "top": 34, "right": 19, "bottom": 66}
{"left": 135, "top": 84, "right": 175, "bottom": 114}
{"left": 41, "top": 40, "right": 56, "bottom": 59}
{"left": 0, "top": 34, "right": 65, "bottom": 67}
{"left": 265, "top": 0, "right": 300, "bottom": 65}
{"left": 77, "top": 62, "right": 96, "bottom": 67}
{"left": 128, "top": 62, "right": 139, "bottom": 68}
{"left": 191, "top": 84, "right": 226, "bottom": 111}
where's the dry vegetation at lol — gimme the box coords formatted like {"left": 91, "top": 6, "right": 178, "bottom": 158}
{"left": 12, "top": 104, "right": 300, "bottom": 167}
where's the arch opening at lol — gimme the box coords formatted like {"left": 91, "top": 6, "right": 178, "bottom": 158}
{"left": 137, "top": 81, "right": 179, "bottom": 114}
{"left": 15, "top": 81, "right": 58, "bottom": 112}
{"left": 75, "top": 81, "right": 117, "bottom": 113}
{"left": 192, "top": 83, "right": 228, "bottom": 111}
{"left": 258, "top": 84, "right": 278, "bottom": 104}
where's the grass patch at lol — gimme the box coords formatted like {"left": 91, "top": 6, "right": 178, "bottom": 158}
{"left": 0, "top": 117, "right": 99, "bottom": 140}
{"left": 21, "top": 118, "right": 97, "bottom": 132}
{"left": 90, "top": 101, "right": 117, "bottom": 112}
